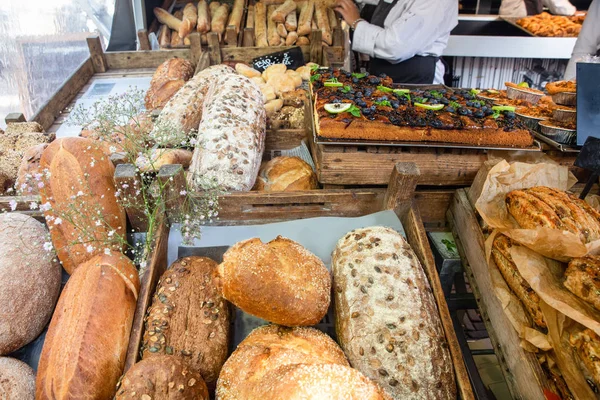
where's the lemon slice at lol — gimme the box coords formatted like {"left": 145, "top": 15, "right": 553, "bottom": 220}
{"left": 486, "top": 89, "right": 500, "bottom": 94}
{"left": 377, "top": 85, "right": 394, "bottom": 93}
{"left": 393, "top": 89, "right": 410, "bottom": 95}
{"left": 492, "top": 105, "right": 516, "bottom": 112}
{"left": 518, "top": 82, "right": 530, "bottom": 88}
{"left": 414, "top": 103, "right": 444, "bottom": 111}
{"left": 324, "top": 103, "right": 352, "bottom": 114}
{"left": 324, "top": 81, "right": 343, "bottom": 87}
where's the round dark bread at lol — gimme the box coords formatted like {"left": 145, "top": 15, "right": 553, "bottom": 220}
{"left": 0, "top": 357, "right": 35, "bottom": 399}
{"left": 217, "top": 236, "right": 331, "bottom": 326}
{"left": 116, "top": 355, "right": 208, "bottom": 400}
{"left": 0, "top": 212, "right": 61, "bottom": 355}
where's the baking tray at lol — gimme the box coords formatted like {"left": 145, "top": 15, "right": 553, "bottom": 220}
{"left": 500, "top": 16, "right": 538, "bottom": 37}
{"left": 534, "top": 131, "right": 580, "bottom": 153}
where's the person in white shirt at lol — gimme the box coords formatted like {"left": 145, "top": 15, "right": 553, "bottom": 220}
{"left": 334, "top": 0, "right": 458, "bottom": 84}
{"left": 565, "top": 0, "right": 600, "bottom": 79}
{"left": 499, "top": 0, "right": 577, "bottom": 17}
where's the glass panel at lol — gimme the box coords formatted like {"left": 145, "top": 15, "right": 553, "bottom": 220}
{"left": 0, "top": 0, "right": 115, "bottom": 129}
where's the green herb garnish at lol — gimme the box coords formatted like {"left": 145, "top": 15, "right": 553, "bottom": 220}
{"left": 377, "top": 85, "right": 393, "bottom": 93}
{"left": 470, "top": 88, "right": 481, "bottom": 96}
{"left": 351, "top": 72, "right": 367, "bottom": 79}
{"left": 341, "top": 85, "right": 352, "bottom": 93}
{"left": 374, "top": 100, "right": 392, "bottom": 107}
{"left": 430, "top": 90, "right": 444, "bottom": 99}
{"left": 310, "top": 64, "right": 320, "bottom": 72}
{"left": 310, "top": 74, "right": 321, "bottom": 83}
{"left": 441, "top": 239, "right": 457, "bottom": 253}
{"left": 413, "top": 97, "right": 427, "bottom": 104}
{"left": 348, "top": 104, "right": 362, "bottom": 118}
{"left": 449, "top": 101, "right": 461, "bottom": 109}
{"left": 397, "top": 92, "right": 411, "bottom": 102}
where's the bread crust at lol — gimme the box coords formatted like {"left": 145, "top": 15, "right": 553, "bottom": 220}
{"left": 218, "top": 236, "right": 331, "bottom": 326}
{"left": 332, "top": 226, "right": 455, "bottom": 400}
{"left": 116, "top": 355, "right": 209, "bottom": 399}
{"left": 565, "top": 256, "right": 600, "bottom": 312}
{"left": 255, "top": 156, "right": 318, "bottom": 191}
{"left": 0, "top": 357, "right": 35, "bottom": 400}
{"left": 570, "top": 329, "right": 600, "bottom": 387}
{"left": 142, "top": 257, "right": 230, "bottom": 389}
{"left": 36, "top": 251, "right": 140, "bottom": 400}
{"left": 145, "top": 58, "right": 194, "bottom": 110}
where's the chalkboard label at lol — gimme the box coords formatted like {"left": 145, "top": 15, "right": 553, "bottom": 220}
{"left": 252, "top": 47, "right": 305, "bottom": 72}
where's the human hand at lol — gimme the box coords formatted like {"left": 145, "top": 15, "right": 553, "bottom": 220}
{"left": 334, "top": 0, "right": 361, "bottom": 26}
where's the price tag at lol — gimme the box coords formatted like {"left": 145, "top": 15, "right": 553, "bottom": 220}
{"left": 252, "top": 47, "right": 305, "bottom": 72}
{"left": 574, "top": 136, "right": 600, "bottom": 199}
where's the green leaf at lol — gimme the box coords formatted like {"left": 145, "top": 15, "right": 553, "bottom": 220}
{"left": 341, "top": 85, "right": 352, "bottom": 93}
{"left": 377, "top": 85, "right": 393, "bottom": 93}
{"left": 397, "top": 92, "right": 411, "bottom": 102}
{"left": 492, "top": 110, "right": 501, "bottom": 119}
{"left": 348, "top": 104, "right": 362, "bottom": 118}
{"left": 470, "top": 88, "right": 481, "bottom": 96}
{"left": 449, "top": 101, "right": 462, "bottom": 109}
{"left": 441, "top": 239, "right": 457, "bottom": 253}
{"left": 351, "top": 72, "right": 367, "bottom": 79}
{"left": 310, "top": 64, "right": 320, "bottom": 72}
{"left": 310, "top": 74, "right": 321, "bottom": 83}
{"left": 374, "top": 100, "right": 392, "bottom": 107}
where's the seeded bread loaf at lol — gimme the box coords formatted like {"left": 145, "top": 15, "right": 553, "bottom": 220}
{"left": 116, "top": 355, "right": 209, "bottom": 399}
{"left": 332, "top": 226, "right": 456, "bottom": 400}
{"left": 217, "top": 236, "right": 331, "bottom": 326}
{"left": 142, "top": 257, "right": 230, "bottom": 390}
{"left": 217, "top": 325, "right": 349, "bottom": 399}
{"left": 0, "top": 357, "right": 35, "bottom": 399}
{"left": 145, "top": 58, "right": 194, "bottom": 111}
{"left": 0, "top": 213, "right": 61, "bottom": 355}
{"left": 36, "top": 251, "right": 140, "bottom": 400}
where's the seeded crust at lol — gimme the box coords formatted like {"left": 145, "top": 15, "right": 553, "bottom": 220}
{"left": 564, "top": 256, "right": 600, "bottom": 312}
{"left": 216, "top": 325, "right": 349, "bottom": 399}
{"left": 116, "top": 355, "right": 209, "bottom": 400}
{"left": 0, "top": 357, "right": 35, "bottom": 400}
{"left": 217, "top": 236, "right": 331, "bottom": 326}
{"left": 142, "top": 257, "right": 230, "bottom": 390}
{"left": 332, "top": 226, "right": 456, "bottom": 400}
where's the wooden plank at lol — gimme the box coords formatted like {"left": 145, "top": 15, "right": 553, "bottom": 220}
{"left": 137, "top": 29, "right": 151, "bottom": 51}
{"left": 221, "top": 45, "right": 311, "bottom": 63}
{"left": 309, "top": 30, "right": 322, "bottom": 64}
{"left": 87, "top": 36, "right": 107, "bottom": 73}
{"left": 415, "top": 189, "right": 454, "bottom": 229}
{"left": 114, "top": 164, "right": 149, "bottom": 232}
{"left": 189, "top": 32, "right": 202, "bottom": 67}
{"left": 265, "top": 129, "right": 306, "bottom": 152}
{"left": 243, "top": 4, "right": 255, "bottom": 47}
{"left": 157, "top": 164, "right": 188, "bottom": 222}
{"left": 5, "top": 113, "right": 26, "bottom": 124}
{"left": 31, "top": 57, "right": 95, "bottom": 131}
{"left": 225, "top": 26, "right": 238, "bottom": 47}
{"left": 207, "top": 32, "right": 222, "bottom": 65}
{"left": 104, "top": 49, "right": 191, "bottom": 69}
{"left": 384, "top": 162, "right": 419, "bottom": 211}
{"left": 449, "top": 189, "right": 550, "bottom": 400}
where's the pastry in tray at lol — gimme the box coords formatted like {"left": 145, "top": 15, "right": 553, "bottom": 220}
{"left": 505, "top": 82, "right": 544, "bottom": 95}
{"left": 540, "top": 118, "right": 577, "bottom": 131}
{"left": 546, "top": 80, "right": 577, "bottom": 95}
{"left": 517, "top": 12, "right": 583, "bottom": 37}
{"left": 311, "top": 69, "right": 534, "bottom": 147}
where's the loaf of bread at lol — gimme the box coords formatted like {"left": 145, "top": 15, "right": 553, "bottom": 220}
{"left": 217, "top": 236, "right": 331, "bottom": 326}
{"left": 255, "top": 156, "right": 317, "bottom": 192}
{"left": 565, "top": 256, "right": 600, "bottom": 311}
{"left": 187, "top": 73, "right": 266, "bottom": 192}
{"left": 217, "top": 325, "right": 349, "bottom": 399}
{"left": 235, "top": 63, "right": 262, "bottom": 78}
{"left": 145, "top": 58, "right": 194, "bottom": 110}
{"left": 332, "top": 226, "right": 456, "bottom": 400}
{"left": 39, "top": 137, "right": 126, "bottom": 274}
{"left": 15, "top": 143, "right": 48, "bottom": 195}
{"left": 135, "top": 148, "right": 193, "bottom": 173}
{"left": 116, "top": 355, "right": 209, "bottom": 400}
{"left": 36, "top": 251, "right": 140, "bottom": 400}
{"left": 142, "top": 257, "right": 230, "bottom": 389}
{"left": 0, "top": 357, "right": 35, "bottom": 399}
{"left": 0, "top": 213, "right": 61, "bottom": 355}
{"left": 570, "top": 328, "right": 600, "bottom": 387}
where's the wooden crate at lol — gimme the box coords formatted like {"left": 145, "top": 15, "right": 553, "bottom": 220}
{"left": 122, "top": 162, "right": 475, "bottom": 400}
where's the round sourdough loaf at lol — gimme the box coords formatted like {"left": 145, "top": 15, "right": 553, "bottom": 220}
{"left": 141, "top": 257, "right": 230, "bottom": 390}
{"left": 255, "top": 156, "right": 318, "bottom": 192}
{"left": 217, "top": 236, "right": 331, "bottom": 326}
{"left": 116, "top": 355, "right": 209, "bottom": 400}
{"left": 0, "top": 357, "right": 35, "bottom": 399}
{"left": 216, "top": 325, "right": 348, "bottom": 399}
{"left": 0, "top": 213, "right": 61, "bottom": 355}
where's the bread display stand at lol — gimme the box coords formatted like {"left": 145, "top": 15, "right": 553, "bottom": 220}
{"left": 119, "top": 161, "right": 474, "bottom": 400}
{"left": 447, "top": 160, "right": 598, "bottom": 399}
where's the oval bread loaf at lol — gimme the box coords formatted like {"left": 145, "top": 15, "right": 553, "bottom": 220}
{"left": 0, "top": 357, "right": 35, "bottom": 399}
{"left": 145, "top": 58, "right": 194, "bottom": 110}
{"left": 0, "top": 213, "right": 61, "bottom": 355}
{"left": 255, "top": 156, "right": 318, "bottom": 192}
{"left": 36, "top": 251, "right": 140, "bottom": 400}
{"left": 142, "top": 257, "right": 230, "bottom": 389}
{"left": 217, "top": 325, "right": 348, "bottom": 399}
{"left": 116, "top": 355, "right": 209, "bottom": 400}
{"left": 332, "top": 226, "right": 456, "bottom": 400}
{"left": 217, "top": 236, "right": 331, "bottom": 326}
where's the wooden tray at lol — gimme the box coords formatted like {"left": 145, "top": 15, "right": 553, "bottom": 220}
{"left": 120, "top": 161, "right": 474, "bottom": 400}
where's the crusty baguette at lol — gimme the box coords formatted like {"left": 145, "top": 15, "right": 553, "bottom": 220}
{"left": 285, "top": 10, "right": 297, "bottom": 31}
{"left": 142, "top": 257, "right": 230, "bottom": 390}
{"left": 332, "top": 226, "right": 456, "bottom": 400}
{"left": 297, "top": 0, "right": 314, "bottom": 35}
{"left": 209, "top": 1, "right": 221, "bottom": 16}
{"left": 272, "top": 0, "right": 296, "bottom": 23}
{"left": 277, "top": 22, "right": 288, "bottom": 37}
{"left": 197, "top": 0, "right": 210, "bottom": 33}
{"left": 297, "top": 35, "right": 310, "bottom": 45}
{"left": 285, "top": 30, "right": 298, "bottom": 45}
{"left": 171, "top": 10, "right": 185, "bottom": 46}
{"left": 211, "top": 4, "right": 230, "bottom": 39}
{"left": 267, "top": 5, "right": 281, "bottom": 46}
{"left": 179, "top": 3, "right": 198, "bottom": 38}
{"left": 261, "top": 0, "right": 286, "bottom": 4}
{"left": 315, "top": 3, "right": 332, "bottom": 44}
{"left": 158, "top": 24, "right": 171, "bottom": 48}
{"left": 228, "top": 0, "right": 245, "bottom": 34}
{"left": 154, "top": 7, "right": 183, "bottom": 31}
{"left": 254, "top": 2, "right": 269, "bottom": 47}
{"left": 36, "top": 251, "right": 140, "bottom": 400}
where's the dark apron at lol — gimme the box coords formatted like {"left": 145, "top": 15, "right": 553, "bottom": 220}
{"left": 524, "top": 0, "right": 543, "bottom": 15}
{"left": 360, "top": 0, "right": 438, "bottom": 84}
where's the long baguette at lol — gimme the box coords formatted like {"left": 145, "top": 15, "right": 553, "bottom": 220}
{"left": 179, "top": 3, "right": 197, "bottom": 37}
{"left": 285, "top": 11, "right": 297, "bottom": 31}
{"left": 254, "top": 2, "right": 268, "bottom": 47}
{"left": 277, "top": 23, "right": 288, "bottom": 38}
{"left": 153, "top": 7, "right": 182, "bottom": 31}
{"left": 285, "top": 31, "right": 298, "bottom": 45}
{"left": 209, "top": 1, "right": 221, "bottom": 16}
{"left": 212, "top": 4, "right": 230, "bottom": 39}
{"left": 328, "top": 8, "right": 337, "bottom": 29}
{"left": 297, "top": 35, "right": 309, "bottom": 45}
{"left": 272, "top": 0, "right": 296, "bottom": 23}
{"left": 228, "top": 0, "right": 245, "bottom": 34}
{"left": 315, "top": 3, "right": 332, "bottom": 45}
{"left": 158, "top": 24, "right": 171, "bottom": 48}
{"left": 297, "top": 0, "right": 314, "bottom": 36}
{"left": 267, "top": 5, "right": 281, "bottom": 46}
{"left": 197, "top": 0, "right": 210, "bottom": 33}
{"left": 171, "top": 10, "right": 185, "bottom": 47}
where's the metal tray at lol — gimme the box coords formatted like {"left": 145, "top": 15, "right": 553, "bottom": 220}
{"left": 500, "top": 16, "right": 538, "bottom": 37}
{"left": 534, "top": 131, "right": 580, "bottom": 153}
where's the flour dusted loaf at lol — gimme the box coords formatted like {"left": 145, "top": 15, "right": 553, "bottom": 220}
{"left": 0, "top": 357, "right": 35, "bottom": 399}
{"left": 187, "top": 72, "right": 266, "bottom": 192}
{"left": 332, "top": 226, "right": 455, "bottom": 400}
{"left": 217, "top": 236, "right": 331, "bottom": 326}
{"left": 255, "top": 156, "right": 318, "bottom": 192}
{"left": 39, "top": 137, "right": 125, "bottom": 274}
{"left": 145, "top": 58, "right": 194, "bottom": 110}
{"left": 116, "top": 355, "right": 209, "bottom": 400}
{"left": 142, "top": 257, "right": 230, "bottom": 389}
{"left": 217, "top": 325, "right": 349, "bottom": 399}
{"left": 36, "top": 251, "right": 140, "bottom": 400}
{"left": 0, "top": 213, "right": 61, "bottom": 355}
